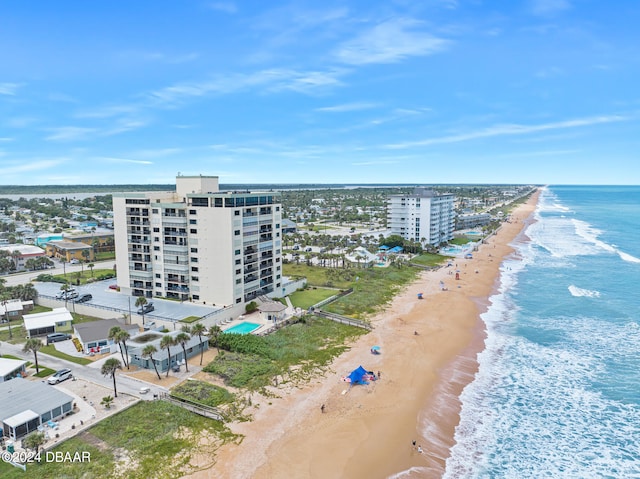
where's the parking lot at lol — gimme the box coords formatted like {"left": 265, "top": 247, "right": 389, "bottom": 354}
{"left": 34, "top": 279, "right": 221, "bottom": 323}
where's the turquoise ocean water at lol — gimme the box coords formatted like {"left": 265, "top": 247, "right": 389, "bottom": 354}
{"left": 441, "top": 185, "right": 640, "bottom": 478}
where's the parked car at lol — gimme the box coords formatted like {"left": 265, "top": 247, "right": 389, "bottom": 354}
{"left": 75, "top": 293, "right": 92, "bottom": 303}
{"left": 138, "top": 302, "right": 154, "bottom": 314}
{"left": 69, "top": 258, "right": 80, "bottom": 264}
{"left": 108, "top": 284, "right": 118, "bottom": 290}
{"left": 65, "top": 290, "right": 79, "bottom": 300}
{"left": 48, "top": 368, "right": 72, "bottom": 384}
{"left": 46, "top": 332, "right": 72, "bottom": 344}
{"left": 55, "top": 288, "right": 75, "bottom": 300}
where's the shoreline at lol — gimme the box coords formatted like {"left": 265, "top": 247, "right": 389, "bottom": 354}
{"left": 188, "top": 191, "right": 540, "bottom": 479}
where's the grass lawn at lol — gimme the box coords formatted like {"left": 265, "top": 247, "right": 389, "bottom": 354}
{"left": 411, "top": 253, "right": 449, "bottom": 267}
{"left": 288, "top": 287, "right": 337, "bottom": 310}
{"left": 33, "top": 366, "right": 56, "bottom": 377}
{"left": 205, "top": 317, "right": 367, "bottom": 390}
{"left": 40, "top": 345, "right": 92, "bottom": 365}
{"left": 179, "top": 316, "right": 201, "bottom": 323}
{"left": 283, "top": 263, "right": 352, "bottom": 289}
{"left": 449, "top": 237, "right": 474, "bottom": 245}
{"left": 38, "top": 268, "right": 116, "bottom": 286}
{"left": 0, "top": 401, "right": 240, "bottom": 479}
{"left": 324, "top": 265, "right": 420, "bottom": 319}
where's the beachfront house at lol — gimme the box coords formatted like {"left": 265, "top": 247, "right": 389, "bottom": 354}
{"left": 23, "top": 308, "right": 73, "bottom": 338}
{"left": 0, "top": 379, "right": 74, "bottom": 440}
{"left": 128, "top": 330, "right": 209, "bottom": 372}
{"left": 0, "top": 358, "right": 28, "bottom": 383}
{"left": 73, "top": 318, "right": 139, "bottom": 355}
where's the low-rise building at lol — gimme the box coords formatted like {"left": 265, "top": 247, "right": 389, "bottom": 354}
{"left": 23, "top": 308, "right": 73, "bottom": 338}
{"left": 73, "top": 319, "right": 138, "bottom": 355}
{"left": 128, "top": 330, "right": 209, "bottom": 372}
{"left": 0, "top": 379, "right": 74, "bottom": 440}
{"left": 45, "top": 240, "right": 94, "bottom": 263}
{"left": 0, "top": 358, "right": 28, "bottom": 382}
{"left": 0, "top": 244, "right": 47, "bottom": 271}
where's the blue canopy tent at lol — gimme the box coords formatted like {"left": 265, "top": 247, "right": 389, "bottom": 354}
{"left": 348, "top": 366, "right": 371, "bottom": 385}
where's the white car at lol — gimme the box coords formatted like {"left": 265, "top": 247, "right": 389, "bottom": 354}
{"left": 48, "top": 368, "right": 73, "bottom": 384}
{"left": 70, "top": 259, "right": 80, "bottom": 264}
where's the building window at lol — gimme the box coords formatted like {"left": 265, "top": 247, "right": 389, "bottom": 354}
{"left": 189, "top": 219, "right": 197, "bottom": 225}
{"left": 235, "top": 210, "right": 240, "bottom": 216}
{"left": 235, "top": 259, "right": 241, "bottom": 265}
{"left": 190, "top": 229, "right": 197, "bottom": 234}
{"left": 154, "top": 237, "right": 159, "bottom": 242}
{"left": 191, "top": 276, "right": 199, "bottom": 282}
{"left": 191, "top": 267, "right": 199, "bottom": 272}
{"left": 155, "top": 282, "right": 162, "bottom": 287}
{"left": 153, "top": 227, "right": 159, "bottom": 232}
{"left": 236, "top": 279, "right": 242, "bottom": 284}
{"left": 189, "top": 209, "right": 196, "bottom": 215}
{"left": 154, "top": 246, "right": 160, "bottom": 251}
{"left": 191, "top": 257, "right": 198, "bottom": 263}
{"left": 152, "top": 208, "right": 158, "bottom": 213}
{"left": 235, "top": 249, "right": 241, "bottom": 255}
{"left": 236, "top": 269, "right": 241, "bottom": 274}
{"left": 236, "top": 298, "right": 242, "bottom": 303}
{"left": 234, "top": 230, "right": 240, "bottom": 236}
{"left": 155, "top": 274, "right": 161, "bottom": 278}
{"left": 190, "top": 247, "right": 198, "bottom": 253}
{"left": 276, "top": 206, "right": 280, "bottom": 211}
{"left": 193, "top": 295, "right": 200, "bottom": 300}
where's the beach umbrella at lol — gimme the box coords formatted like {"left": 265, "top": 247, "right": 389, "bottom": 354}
{"left": 371, "top": 345, "right": 381, "bottom": 351}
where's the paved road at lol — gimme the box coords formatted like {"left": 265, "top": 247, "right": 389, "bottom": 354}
{"left": 0, "top": 340, "right": 167, "bottom": 400}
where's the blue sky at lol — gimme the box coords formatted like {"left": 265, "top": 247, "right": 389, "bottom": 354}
{"left": 1, "top": 0, "right": 639, "bottom": 185}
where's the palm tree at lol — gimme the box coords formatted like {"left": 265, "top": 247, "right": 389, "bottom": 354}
{"left": 191, "top": 323, "right": 207, "bottom": 365}
{"left": 135, "top": 296, "right": 148, "bottom": 325}
{"left": 101, "top": 357, "right": 122, "bottom": 397}
{"left": 175, "top": 332, "right": 191, "bottom": 372}
{"left": 209, "top": 325, "right": 222, "bottom": 352}
{"left": 23, "top": 338, "right": 42, "bottom": 374}
{"left": 0, "top": 293, "right": 12, "bottom": 339}
{"left": 87, "top": 263, "right": 95, "bottom": 277}
{"left": 81, "top": 249, "right": 90, "bottom": 272}
{"left": 108, "top": 326, "right": 129, "bottom": 368}
{"left": 11, "top": 250, "right": 21, "bottom": 271}
{"left": 142, "top": 344, "right": 162, "bottom": 380}
{"left": 160, "top": 335, "right": 176, "bottom": 377}
{"left": 117, "top": 329, "right": 131, "bottom": 369}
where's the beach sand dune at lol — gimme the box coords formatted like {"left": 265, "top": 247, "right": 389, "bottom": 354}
{"left": 187, "top": 192, "right": 539, "bottom": 479}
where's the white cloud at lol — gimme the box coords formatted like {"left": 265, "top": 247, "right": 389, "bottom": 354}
{"left": 3, "top": 158, "right": 67, "bottom": 174}
{"left": 385, "top": 115, "right": 627, "bottom": 149}
{"left": 96, "top": 157, "right": 153, "bottom": 165}
{"left": 335, "top": 18, "right": 449, "bottom": 65}
{"left": 529, "top": 0, "right": 571, "bottom": 16}
{"left": 208, "top": 2, "right": 237, "bottom": 14}
{"left": 44, "top": 127, "right": 98, "bottom": 142}
{"left": 0, "top": 83, "right": 23, "bottom": 95}
{"left": 147, "top": 68, "right": 348, "bottom": 104}
{"left": 316, "top": 102, "right": 378, "bottom": 113}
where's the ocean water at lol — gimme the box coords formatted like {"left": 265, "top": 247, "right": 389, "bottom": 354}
{"left": 443, "top": 186, "right": 640, "bottom": 479}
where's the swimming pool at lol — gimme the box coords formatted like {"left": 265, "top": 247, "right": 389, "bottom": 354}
{"left": 224, "top": 322, "right": 261, "bottom": 334}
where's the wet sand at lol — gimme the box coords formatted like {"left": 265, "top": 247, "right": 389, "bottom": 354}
{"left": 187, "top": 191, "right": 539, "bottom": 479}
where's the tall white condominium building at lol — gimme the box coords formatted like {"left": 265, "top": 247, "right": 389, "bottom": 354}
{"left": 387, "top": 188, "right": 456, "bottom": 246}
{"left": 113, "top": 175, "right": 283, "bottom": 306}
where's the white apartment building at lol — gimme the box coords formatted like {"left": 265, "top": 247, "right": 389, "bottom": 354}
{"left": 113, "top": 175, "right": 283, "bottom": 306}
{"left": 387, "top": 188, "right": 456, "bottom": 246}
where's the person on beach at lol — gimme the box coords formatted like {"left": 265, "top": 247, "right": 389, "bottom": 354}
{"left": 377, "top": 371, "right": 381, "bottom": 379}
{"left": 417, "top": 445, "right": 423, "bottom": 454}
{"left": 412, "top": 440, "right": 416, "bottom": 448}
{"left": 321, "top": 404, "right": 325, "bottom": 413}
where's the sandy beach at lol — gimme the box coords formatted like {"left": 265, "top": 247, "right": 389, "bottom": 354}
{"left": 187, "top": 191, "right": 539, "bottom": 479}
